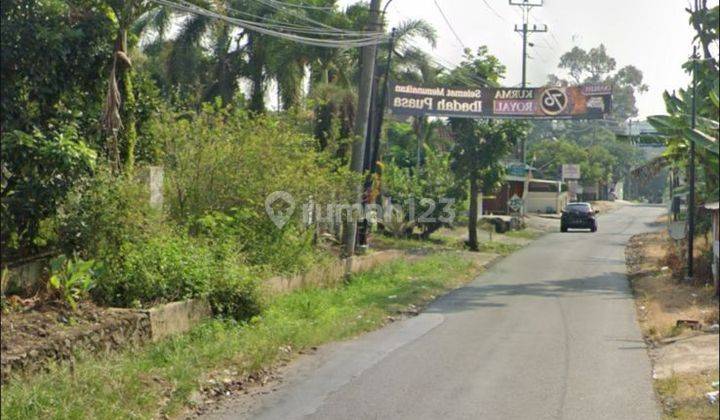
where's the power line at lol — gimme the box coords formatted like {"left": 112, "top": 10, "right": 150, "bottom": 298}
{"left": 223, "top": 5, "right": 374, "bottom": 36}
{"left": 479, "top": 0, "right": 509, "bottom": 23}
{"left": 432, "top": 0, "right": 467, "bottom": 49}
{"left": 252, "top": 0, "right": 349, "bottom": 34}
{"left": 405, "top": 42, "right": 497, "bottom": 87}
{"left": 510, "top": 0, "right": 547, "bottom": 164}
{"left": 265, "top": 0, "right": 335, "bottom": 12}
{"left": 151, "top": 0, "right": 388, "bottom": 48}
{"left": 510, "top": 0, "right": 547, "bottom": 87}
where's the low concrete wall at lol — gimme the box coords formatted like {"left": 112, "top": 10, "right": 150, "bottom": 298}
{"left": 526, "top": 191, "right": 568, "bottom": 213}
{"left": 143, "top": 298, "right": 212, "bottom": 342}
{"left": 1, "top": 258, "right": 50, "bottom": 296}
{"left": 265, "top": 250, "right": 406, "bottom": 294}
{"left": 2, "top": 251, "right": 405, "bottom": 381}
{"left": 1, "top": 299, "right": 213, "bottom": 382}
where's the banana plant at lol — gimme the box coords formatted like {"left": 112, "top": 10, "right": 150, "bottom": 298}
{"left": 646, "top": 52, "right": 719, "bottom": 203}
{"left": 48, "top": 255, "right": 101, "bottom": 311}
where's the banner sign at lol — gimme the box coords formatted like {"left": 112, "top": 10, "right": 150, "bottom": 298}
{"left": 388, "top": 83, "right": 612, "bottom": 120}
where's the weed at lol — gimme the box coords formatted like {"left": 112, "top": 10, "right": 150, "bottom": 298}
{"left": 1, "top": 253, "right": 478, "bottom": 420}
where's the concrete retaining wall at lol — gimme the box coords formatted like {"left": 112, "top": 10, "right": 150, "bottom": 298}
{"left": 2, "top": 251, "right": 405, "bottom": 381}
{"left": 143, "top": 298, "right": 212, "bottom": 342}
{"left": 265, "top": 250, "right": 405, "bottom": 294}
{"left": 1, "top": 257, "right": 51, "bottom": 296}
{"left": 1, "top": 309, "right": 151, "bottom": 383}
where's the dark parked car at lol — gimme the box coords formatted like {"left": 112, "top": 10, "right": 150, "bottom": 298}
{"left": 561, "top": 202, "right": 598, "bottom": 232}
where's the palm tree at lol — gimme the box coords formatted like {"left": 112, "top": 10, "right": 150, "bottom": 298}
{"left": 367, "top": 19, "right": 438, "bottom": 167}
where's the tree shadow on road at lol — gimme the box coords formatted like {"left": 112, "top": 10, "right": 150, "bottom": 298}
{"left": 425, "top": 273, "right": 633, "bottom": 314}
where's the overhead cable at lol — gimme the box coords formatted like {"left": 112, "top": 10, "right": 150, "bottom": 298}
{"left": 432, "top": 0, "right": 467, "bottom": 49}
{"left": 151, "top": 0, "right": 388, "bottom": 48}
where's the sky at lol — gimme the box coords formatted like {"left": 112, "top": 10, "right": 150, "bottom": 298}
{"left": 342, "top": 0, "right": 701, "bottom": 119}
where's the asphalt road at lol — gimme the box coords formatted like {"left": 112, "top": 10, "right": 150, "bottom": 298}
{"left": 207, "top": 203, "right": 664, "bottom": 420}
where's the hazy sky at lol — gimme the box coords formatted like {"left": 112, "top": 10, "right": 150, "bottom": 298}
{"left": 344, "top": 0, "right": 701, "bottom": 118}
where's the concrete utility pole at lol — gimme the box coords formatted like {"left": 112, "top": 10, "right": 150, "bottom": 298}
{"left": 345, "top": 0, "right": 382, "bottom": 256}
{"left": 358, "top": 28, "right": 396, "bottom": 248}
{"left": 687, "top": 44, "right": 699, "bottom": 281}
{"left": 510, "top": 0, "right": 546, "bottom": 164}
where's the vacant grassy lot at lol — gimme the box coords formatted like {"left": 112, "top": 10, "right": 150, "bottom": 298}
{"left": 1, "top": 252, "right": 486, "bottom": 420}
{"left": 655, "top": 371, "right": 719, "bottom": 420}
{"left": 626, "top": 231, "right": 719, "bottom": 420}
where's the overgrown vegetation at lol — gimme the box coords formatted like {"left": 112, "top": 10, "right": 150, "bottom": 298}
{"left": 0, "top": 0, "right": 538, "bottom": 317}
{"left": 0, "top": 253, "right": 481, "bottom": 419}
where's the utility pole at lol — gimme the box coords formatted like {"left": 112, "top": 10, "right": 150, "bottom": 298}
{"left": 510, "top": 0, "right": 546, "bottom": 164}
{"left": 358, "top": 29, "right": 396, "bottom": 248}
{"left": 345, "top": 0, "right": 382, "bottom": 257}
{"left": 687, "top": 44, "right": 698, "bottom": 281}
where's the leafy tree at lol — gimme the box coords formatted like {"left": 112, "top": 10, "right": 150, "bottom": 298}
{"left": 442, "top": 47, "right": 528, "bottom": 250}
{"left": 450, "top": 119, "right": 526, "bottom": 250}
{"left": 549, "top": 44, "right": 648, "bottom": 121}
{"left": 1, "top": 124, "right": 97, "bottom": 260}
{"left": 1, "top": 0, "right": 115, "bottom": 132}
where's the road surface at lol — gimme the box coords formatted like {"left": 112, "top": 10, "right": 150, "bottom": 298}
{"left": 206, "top": 203, "right": 663, "bottom": 420}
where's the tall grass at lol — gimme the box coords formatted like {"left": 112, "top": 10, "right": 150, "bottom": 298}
{"left": 1, "top": 252, "right": 479, "bottom": 420}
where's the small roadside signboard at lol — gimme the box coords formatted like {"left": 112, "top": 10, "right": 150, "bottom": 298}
{"left": 562, "top": 164, "right": 581, "bottom": 180}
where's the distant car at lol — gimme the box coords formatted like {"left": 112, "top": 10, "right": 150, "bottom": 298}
{"left": 561, "top": 202, "right": 598, "bottom": 232}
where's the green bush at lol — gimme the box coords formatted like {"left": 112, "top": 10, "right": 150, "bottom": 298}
{"left": 154, "top": 105, "right": 356, "bottom": 223}
{"left": 0, "top": 124, "right": 96, "bottom": 260}
{"left": 193, "top": 208, "right": 323, "bottom": 274}
{"left": 206, "top": 268, "right": 263, "bottom": 321}
{"left": 93, "top": 233, "right": 213, "bottom": 307}
{"left": 57, "top": 168, "right": 161, "bottom": 261}
{"left": 380, "top": 146, "right": 461, "bottom": 239}
{"left": 153, "top": 107, "right": 355, "bottom": 274}
{"left": 89, "top": 229, "right": 263, "bottom": 319}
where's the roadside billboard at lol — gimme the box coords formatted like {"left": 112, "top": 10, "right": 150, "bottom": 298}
{"left": 388, "top": 84, "right": 612, "bottom": 120}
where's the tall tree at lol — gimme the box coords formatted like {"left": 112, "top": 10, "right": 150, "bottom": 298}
{"left": 1, "top": 0, "right": 115, "bottom": 132}
{"left": 549, "top": 44, "right": 648, "bottom": 121}
{"left": 101, "top": 0, "right": 185, "bottom": 172}
{"left": 444, "top": 47, "right": 528, "bottom": 250}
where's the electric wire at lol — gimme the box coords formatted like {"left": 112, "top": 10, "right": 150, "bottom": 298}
{"left": 225, "top": 0, "right": 382, "bottom": 37}
{"left": 432, "top": 0, "right": 467, "bottom": 49}
{"left": 222, "top": 5, "right": 374, "bottom": 36}
{"left": 251, "top": 0, "right": 354, "bottom": 34}
{"left": 150, "top": 0, "right": 388, "bottom": 48}
{"left": 479, "top": 0, "right": 510, "bottom": 23}
{"left": 265, "top": 0, "right": 335, "bottom": 12}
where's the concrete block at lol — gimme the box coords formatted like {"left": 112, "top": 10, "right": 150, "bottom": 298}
{"left": 144, "top": 298, "right": 212, "bottom": 342}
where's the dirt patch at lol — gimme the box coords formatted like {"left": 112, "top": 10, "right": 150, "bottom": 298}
{"left": 626, "top": 230, "right": 719, "bottom": 418}
{"left": 626, "top": 231, "right": 718, "bottom": 341}
{"left": 1, "top": 301, "right": 150, "bottom": 383}
{"left": 590, "top": 200, "right": 622, "bottom": 214}
{"left": 652, "top": 334, "right": 719, "bottom": 379}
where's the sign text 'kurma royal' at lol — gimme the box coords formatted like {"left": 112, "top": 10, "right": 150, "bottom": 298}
{"left": 388, "top": 84, "right": 612, "bottom": 120}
